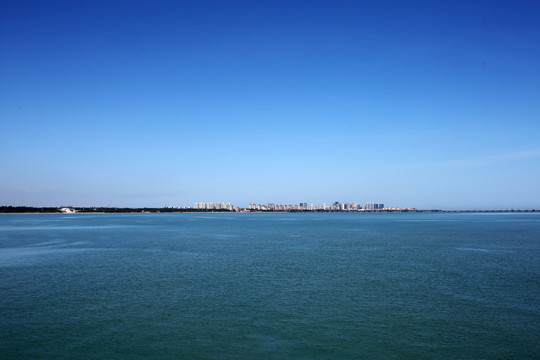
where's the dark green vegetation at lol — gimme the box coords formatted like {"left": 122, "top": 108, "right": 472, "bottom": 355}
{"left": 0, "top": 206, "right": 62, "bottom": 213}
{"left": 0, "top": 206, "right": 233, "bottom": 214}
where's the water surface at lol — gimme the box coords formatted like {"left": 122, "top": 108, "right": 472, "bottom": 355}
{"left": 1, "top": 213, "right": 539, "bottom": 359}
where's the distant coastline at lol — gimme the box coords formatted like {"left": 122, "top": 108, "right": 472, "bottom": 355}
{"left": 1, "top": 206, "right": 538, "bottom": 214}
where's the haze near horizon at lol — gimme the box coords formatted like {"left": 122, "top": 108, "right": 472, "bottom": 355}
{"left": 1, "top": 0, "right": 539, "bottom": 209}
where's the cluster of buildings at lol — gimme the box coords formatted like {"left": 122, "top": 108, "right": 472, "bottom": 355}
{"left": 190, "top": 201, "right": 416, "bottom": 212}
{"left": 247, "top": 202, "right": 385, "bottom": 211}
{"left": 193, "top": 202, "right": 239, "bottom": 211}
{"left": 364, "top": 202, "right": 385, "bottom": 210}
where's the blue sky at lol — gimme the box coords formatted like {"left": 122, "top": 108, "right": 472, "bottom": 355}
{"left": 1, "top": 0, "right": 539, "bottom": 209}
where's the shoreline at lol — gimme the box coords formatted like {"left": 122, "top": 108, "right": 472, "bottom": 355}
{"left": 1, "top": 209, "right": 538, "bottom": 214}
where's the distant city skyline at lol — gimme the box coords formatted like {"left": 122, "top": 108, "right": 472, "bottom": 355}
{"left": 1, "top": 1, "right": 539, "bottom": 210}
{"left": 192, "top": 201, "right": 392, "bottom": 211}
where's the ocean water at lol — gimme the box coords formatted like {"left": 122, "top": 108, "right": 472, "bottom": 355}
{"left": 0, "top": 212, "right": 539, "bottom": 359}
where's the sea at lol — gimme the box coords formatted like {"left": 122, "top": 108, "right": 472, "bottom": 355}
{"left": 0, "top": 212, "right": 539, "bottom": 359}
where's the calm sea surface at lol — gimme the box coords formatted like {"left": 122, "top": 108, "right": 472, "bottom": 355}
{"left": 0, "top": 213, "right": 539, "bottom": 359}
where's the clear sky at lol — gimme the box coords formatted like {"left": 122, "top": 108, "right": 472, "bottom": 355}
{"left": 1, "top": 0, "right": 539, "bottom": 209}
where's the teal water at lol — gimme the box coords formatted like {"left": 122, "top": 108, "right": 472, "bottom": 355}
{"left": 1, "top": 213, "right": 539, "bottom": 359}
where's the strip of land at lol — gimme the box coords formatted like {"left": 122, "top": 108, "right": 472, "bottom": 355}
{"left": 0, "top": 206, "right": 537, "bottom": 214}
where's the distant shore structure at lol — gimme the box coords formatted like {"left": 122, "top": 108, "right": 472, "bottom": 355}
{"left": 193, "top": 202, "right": 238, "bottom": 211}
